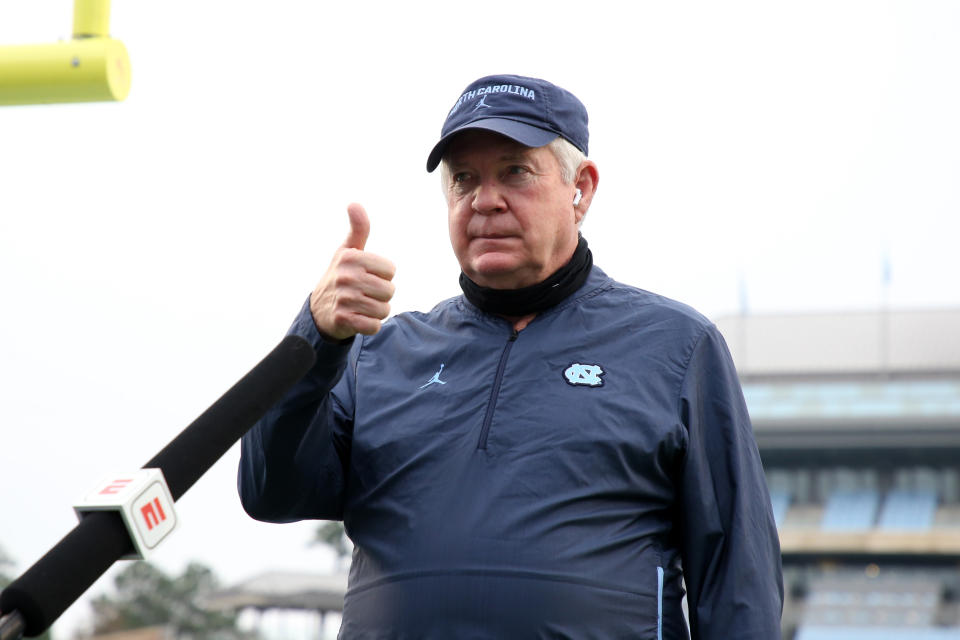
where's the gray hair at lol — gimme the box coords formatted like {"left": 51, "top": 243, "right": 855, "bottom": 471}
{"left": 439, "top": 136, "right": 587, "bottom": 191}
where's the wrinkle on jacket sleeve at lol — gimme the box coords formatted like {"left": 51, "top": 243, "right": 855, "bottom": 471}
{"left": 237, "top": 296, "right": 358, "bottom": 523}
{"left": 677, "top": 325, "right": 783, "bottom": 640}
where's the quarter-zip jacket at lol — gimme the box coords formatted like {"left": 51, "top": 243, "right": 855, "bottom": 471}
{"left": 238, "top": 267, "right": 783, "bottom": 640}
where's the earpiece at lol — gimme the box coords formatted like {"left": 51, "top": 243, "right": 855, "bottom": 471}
{"left": 573, "top": 188, "right": 582, "bottom": 206}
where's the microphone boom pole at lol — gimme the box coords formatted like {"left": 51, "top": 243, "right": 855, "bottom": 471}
{"left": 0, "top": 611, "right": 25, "bottom": 640}
{"left": 0, "top": 334, "right": 316, "bottom": 638}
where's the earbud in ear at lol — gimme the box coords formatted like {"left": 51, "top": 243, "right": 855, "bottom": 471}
{"left": 573, "top": 188, "right": 583, "bottom": 206}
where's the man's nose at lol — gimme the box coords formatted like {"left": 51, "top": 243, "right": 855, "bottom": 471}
{"left": 471, "top": 179, "right": 507, "bottom": 214}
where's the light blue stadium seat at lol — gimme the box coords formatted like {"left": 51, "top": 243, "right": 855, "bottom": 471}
{"left": 820, "top": 490, "right": 880, "bottom": 530}
{"left": 877, "top": 489, "right": 938, "bottom": 530}
{"left": 769, "top": 490, "right": 791, "bottom": 529}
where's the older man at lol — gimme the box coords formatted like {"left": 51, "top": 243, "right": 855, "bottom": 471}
{"left": 239, "top": 74, "right": 783, "bottom": 639}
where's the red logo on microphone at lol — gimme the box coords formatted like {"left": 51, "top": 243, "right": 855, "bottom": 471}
{"left": 132, "top": 482, "right": 176, "bottom": 548}
{"left": 75, "top": 469, "right": 178, "bottom": 559}
{"left": 99, "top": 478, "right": 134, "bottom": 495}
{"left": 140, "top": 497, "right": 167, "bottom": 530}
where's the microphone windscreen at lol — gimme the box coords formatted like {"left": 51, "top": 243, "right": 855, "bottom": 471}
{"left": 0, "top": 335, "right": 316, "bottom": 635}
{"left": 144, "top": 334, "right": 317, "bottom": 499}
{"left": 0, "top": 511, "right": 132, "bottom": 637}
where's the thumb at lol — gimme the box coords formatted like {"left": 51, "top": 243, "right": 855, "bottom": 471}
{"left": 343, "top": 203, "right": 371, "bottom": 250}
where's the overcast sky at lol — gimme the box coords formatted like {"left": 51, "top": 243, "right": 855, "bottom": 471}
{"left": 2, "top": 1, "right": 959, "bottom": 637}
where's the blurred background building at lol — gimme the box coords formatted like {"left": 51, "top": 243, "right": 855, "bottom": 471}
{"left": 717, "top": 308, "right": 960, "bottom": 640}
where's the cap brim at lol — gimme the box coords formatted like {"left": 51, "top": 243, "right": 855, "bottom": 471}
{"left": 425, "top": 118, "right": 559, "bottom": 172}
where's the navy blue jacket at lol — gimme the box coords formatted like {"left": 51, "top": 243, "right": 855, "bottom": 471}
{"left": 238, "top": 266, "right": 783, "bottom": 639}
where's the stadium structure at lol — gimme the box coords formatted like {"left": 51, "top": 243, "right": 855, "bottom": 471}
{"left": 716, "top": 308, "right": 960, "bottom": 640}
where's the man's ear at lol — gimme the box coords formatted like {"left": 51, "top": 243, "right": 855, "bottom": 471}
{"left": 573, "top": 160, "right": 599, "bottom": 222}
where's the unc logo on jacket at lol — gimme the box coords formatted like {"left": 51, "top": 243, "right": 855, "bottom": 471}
{"left": 563, "top": 361, "right": 605, "bottom": 386}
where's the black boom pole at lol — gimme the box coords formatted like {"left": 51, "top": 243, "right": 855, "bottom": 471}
{"left": 0, "top": 335, "right": 316, "bottom": 638}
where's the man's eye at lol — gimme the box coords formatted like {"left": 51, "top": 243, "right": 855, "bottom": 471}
{"left": 507, "top": 165, "right": 529, "bottom": 175}
{"left": 452, "top": 172, "right": 470, "bottom": 184}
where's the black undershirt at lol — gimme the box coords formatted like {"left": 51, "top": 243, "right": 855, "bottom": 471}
{"left": 459, "top": 235, "right": 593, "bottom": 317}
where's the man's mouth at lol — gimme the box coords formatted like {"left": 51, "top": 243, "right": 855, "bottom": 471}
{"left": 472, "top": 232, "right": 517, "bottom": 240}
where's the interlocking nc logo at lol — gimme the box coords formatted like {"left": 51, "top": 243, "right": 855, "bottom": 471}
{"left": 564, "top": 363, "right": 605, "bottom": 387}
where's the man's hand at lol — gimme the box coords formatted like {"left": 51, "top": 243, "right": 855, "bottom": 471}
{"left": 310, "top": 204, "right": 396, "bottom": 341}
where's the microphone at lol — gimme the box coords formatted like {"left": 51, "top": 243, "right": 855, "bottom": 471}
{"left": 0, "top": 334, "right": 316, "bottom": 638}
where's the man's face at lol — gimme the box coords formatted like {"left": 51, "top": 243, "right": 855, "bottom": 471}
{"left": 445, "top": 130, "right": 583, "bottom": 291}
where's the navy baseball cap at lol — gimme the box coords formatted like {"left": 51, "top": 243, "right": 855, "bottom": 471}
{"left": 426, "top": 74, "right": 589, "bottom": 172}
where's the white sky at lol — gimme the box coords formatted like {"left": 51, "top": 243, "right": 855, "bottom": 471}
{"left": 1, "top": 1, "right": 959, "bottom": 637}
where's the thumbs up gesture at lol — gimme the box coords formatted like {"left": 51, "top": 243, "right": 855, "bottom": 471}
{"left": 310, "top": 204, "right": 397, "bottom": 341}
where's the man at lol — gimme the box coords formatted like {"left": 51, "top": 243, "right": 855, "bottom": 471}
{"left": 239, "top": 74, "right": 783, "bottom": 639}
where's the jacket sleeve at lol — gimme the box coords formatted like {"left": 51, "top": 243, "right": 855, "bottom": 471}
{"left": 237, "top": 297, "right": 358, "bottom": 523}
{"left": 676, "top": 324, "right": 783, "bottom": 640}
